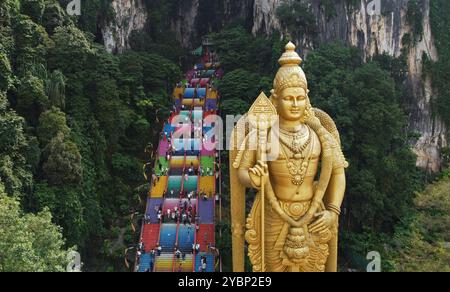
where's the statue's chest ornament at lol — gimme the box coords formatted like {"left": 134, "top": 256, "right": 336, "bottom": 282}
{"left": 278, "top": 126, "right": 314, "bottom": 187}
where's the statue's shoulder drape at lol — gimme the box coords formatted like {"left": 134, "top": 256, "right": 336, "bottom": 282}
{"left": 313, "top": 108, "right": 348, "bottom": 169}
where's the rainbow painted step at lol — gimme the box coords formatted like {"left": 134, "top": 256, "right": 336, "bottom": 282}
{"left": 155, "top": 253, "right": 174, "bottom": 272}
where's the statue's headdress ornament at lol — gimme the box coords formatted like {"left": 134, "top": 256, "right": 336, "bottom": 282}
{"left": 273, "top": 42, "right": 308, "bottom": 93}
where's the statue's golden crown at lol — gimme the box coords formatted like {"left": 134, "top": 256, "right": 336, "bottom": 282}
{"left": 274, "top": 42, "right": 308, "bottom": 93}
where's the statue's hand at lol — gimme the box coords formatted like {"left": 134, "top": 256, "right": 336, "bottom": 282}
{"left": 308, "top": 211, "right": 337, "bottom": 234}
{"left": 248, "top": 160, "right": 269, "bottom": 189}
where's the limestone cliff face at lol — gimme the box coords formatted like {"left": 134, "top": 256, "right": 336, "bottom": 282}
{"left": 169, "top": 0, "right": 255, "bottom": 47}
{"left": 103, "top": 0, "right": 254, "bottom": 49}
{"left": 102, "top": 0, "right": 147, "bottom": 53}
{"left": 101, "top": 0, "right": 447, "bottom": 171}
{"left": 252, "top": 0, "right": 281, "bottom": 35}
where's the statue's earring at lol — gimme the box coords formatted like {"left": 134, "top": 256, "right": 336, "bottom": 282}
{"left": 270, "top": 90, "right": 278, "bottom": 108}
{"left": 301, "top": 96, "right": 312, "bottom": 122}
{"left": 302, "top": 109, "right": 310, "bottom": 123}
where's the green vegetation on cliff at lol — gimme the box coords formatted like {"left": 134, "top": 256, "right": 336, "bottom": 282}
{"left": 0, "top": 0, "right": 183, "bottom": 271}
{"left": 428, "top": 0, "right": 450, "bottom": 128}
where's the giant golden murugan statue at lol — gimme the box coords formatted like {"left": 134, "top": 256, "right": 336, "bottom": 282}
{"left": 230, "top": 42, "right": 348, "bottom": 272}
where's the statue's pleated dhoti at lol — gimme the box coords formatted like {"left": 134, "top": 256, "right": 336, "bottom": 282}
{"left": 247, "top": 193, "right": 336, "bottom": 272}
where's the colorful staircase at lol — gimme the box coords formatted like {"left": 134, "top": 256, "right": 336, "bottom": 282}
{"left": 136, "top": 47, "right": 220, "bottom": 272}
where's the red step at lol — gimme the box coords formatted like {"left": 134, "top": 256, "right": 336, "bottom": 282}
{"left": 198, "top": 225, "right": 215, "bottom": 252}
{"left": 142, "top": 224, "right": 161, "bottom": 252}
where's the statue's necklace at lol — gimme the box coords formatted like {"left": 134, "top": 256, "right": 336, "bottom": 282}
{"left": 279, "top": 131, "right": 314, "bottom": 186}
{"left": 279, "top": 126, "right": 311, "bottom": 156}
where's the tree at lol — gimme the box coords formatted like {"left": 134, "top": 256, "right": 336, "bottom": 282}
{"left": 428, "top": 0, "right": 450, "bottom": 127}
{"left": 48, "top": 25, "right": 94, "bottom": 75}
{"left": 41, "top": 0, "right": 69, "bottom": 35}
{"left": 406, "top": 0, "right": 424, "bottom": 41}
{"left": 276, "top": 0, "right": 317, "bottom": 37}
{"left": 111, "top": 153, "right": 142, "bottom": 184}
{"left": 220, "top": 98, "right": 250, "bottom": 117}
{"left": 0, "top": 49, "right": 13, "bottom": 92}
{"left": 33, "top": 182, "right": 86, "bottom": 246}
{"left": 0, "top": 91, "right": 33, "bottom": 198}
{"left": 117, "top": 51, "right": 181, "bottom": 139}
{"left": 0, "top": 0, "right": 19, "bottom": 56}
{"left": 140, "top": 53, "right": 182, "bottom": 94}
{"left": 0, "top": 182, "right": 71, "bottom": 272}
{"left": 12, "top": 14, "right": 52, "bottom": 72}
{"left": 21, "top": 0, "right": 46, "bottom": 24}
{"left": 211, "top": 26, "right": 287, "bottom": 113}
{"left": 80, "top": 52, "right": 132, "bottom": 149}
{"left": 42, "top": 132, "right": 83, "bottom": 186}
{"left": 32, "top": 64, "right": 66, "bottom": 109}
{"left": 78, "top": 0, "right": 116, "bottom": 36}
{"left": 16, "top": 74, "right": 49, "bottom": 126}
{"left": 384, "top": 175, "right": 450, "bottom": 272}
{"left": 218, "top": 69, "right": 262, "bottom": 104}
{"left": 37, "top": 106, "right": 70, "bottom": 146}
{"left": 210, "top": 26, "right": 254, "bottom": 72}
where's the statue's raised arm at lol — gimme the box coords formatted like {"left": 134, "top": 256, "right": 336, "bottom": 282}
{"left": 230, "top": 42, "right": 348, "bottom": 272}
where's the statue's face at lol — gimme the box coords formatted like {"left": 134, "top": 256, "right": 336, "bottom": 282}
{"left": 277, "top": 87, "right": 308, "bottom": 122}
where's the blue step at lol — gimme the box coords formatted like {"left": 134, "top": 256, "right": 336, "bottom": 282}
{"left": 138, "top": 253, "right": 153, "bottom": 272}
{"left": 160, "top": 224, "right": 177, "bottom": 251}
{"left": 178, "top": 225, "right": 195, "bottom": 252}
{"left": 195, "top": 253, "right": 215, "bottom": 272}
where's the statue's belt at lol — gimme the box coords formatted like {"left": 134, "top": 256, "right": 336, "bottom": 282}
{"left": 272, "top": 199, "right": 326, "bottom": 251}
{"left": 279, "top": 200, "right": 311, "bottom": 219}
